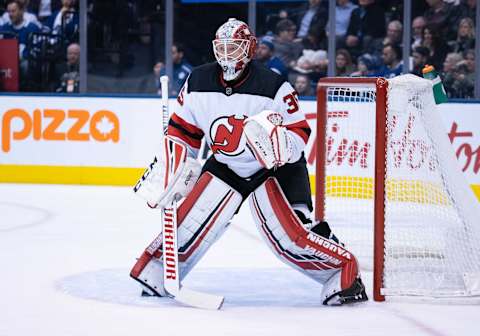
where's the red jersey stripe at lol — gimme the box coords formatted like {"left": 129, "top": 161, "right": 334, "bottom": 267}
{"left": 170, "top": 113, "right": 204, "bottom": 137}
{"left": 286, "top": 120, "right": 311, "bottom": 144}
{"left": 168, "top": 127, "right": 202, "bottom": 149}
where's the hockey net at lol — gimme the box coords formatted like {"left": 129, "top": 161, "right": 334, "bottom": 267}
{"left": 315, "top": 75, "right": 480, "bottom": 302}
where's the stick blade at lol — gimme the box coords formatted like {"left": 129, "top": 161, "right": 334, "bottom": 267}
{"left": 174, "top": 287, "right": 224, "bottom": 310}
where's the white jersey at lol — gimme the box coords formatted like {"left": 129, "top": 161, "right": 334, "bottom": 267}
{"left": 0, "top": 12, "right": 41, "bottom": 28}
{"left": 167, "top": 61, "right": 311, "bottom": 178}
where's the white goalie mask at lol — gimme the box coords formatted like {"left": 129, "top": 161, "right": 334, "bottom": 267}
{"left": 212, "top": 18, "right": 257, "bottom": 81}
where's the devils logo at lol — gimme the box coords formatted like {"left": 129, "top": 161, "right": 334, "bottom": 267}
{"left": 210, "top": 115, "right": 247, "bottom": 156}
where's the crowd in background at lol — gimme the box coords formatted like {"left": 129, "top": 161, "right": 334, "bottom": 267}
{"left": 0, "top": 0, "right": 79, "bottom": 92}
{"left": 253, "top": 0, "right": 477, "bottom": 98}
{"left": 0, "top": 0, "right": 477, "bottom": 98}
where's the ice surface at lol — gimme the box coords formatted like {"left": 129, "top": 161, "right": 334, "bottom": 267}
{"left": 0, "top": 183, "right": 478, "bottom": 336}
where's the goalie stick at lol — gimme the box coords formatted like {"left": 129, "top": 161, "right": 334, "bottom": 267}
{"left": 159, "top": 75, "right": 224, "bottom": 310}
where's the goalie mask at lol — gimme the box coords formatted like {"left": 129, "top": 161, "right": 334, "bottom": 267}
{"left": 212, "top": 18, "right": 257, "bottom": 81}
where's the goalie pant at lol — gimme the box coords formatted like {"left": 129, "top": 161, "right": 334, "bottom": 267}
{"left": 130, "top": 156, "right": 360, "bottom": 302}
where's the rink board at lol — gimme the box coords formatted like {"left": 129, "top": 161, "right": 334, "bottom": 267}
{"left": 0, "top": 95, "right": 479, "bottom": 201}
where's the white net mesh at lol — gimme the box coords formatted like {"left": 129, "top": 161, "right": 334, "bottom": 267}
{"left": 320, "top": 75, "right": 480, "bottom": 299}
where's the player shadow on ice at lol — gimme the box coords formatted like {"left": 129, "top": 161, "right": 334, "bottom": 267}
{"left": 56, "top": 268, "right": 327, "bottom": 308}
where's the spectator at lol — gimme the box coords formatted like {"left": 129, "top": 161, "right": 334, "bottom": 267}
{"left": 345, "top": 0, "right": 386, "bottom": 58}
{"left": 448, "top": 17, "right": 475, "bottom": 54}
{"left": 463, "top": 48, "right": 475, "bottom": 75}
{"left": 449, "top": 61, "right": 474, "bottom": 98}
{"left": 350, "top": 53, "right": 378, "bottom": 76}
{"left": 294, "top": 23, "right": 328, "bottom": 82}
{"left": 411, "top": 16, "right": 426, "bottom": 49}
{"left": 0, "top": 0, "right": 40, "bottom": 62}
{"left": 153, "top": 42, "right": 192, "bottom": 97}
{"left": 292, "top": 0, "right": 328, "bottom": 40}
{"left": 272, "top": 19, "right": 303, "bottom": 70}
{"left": 300, "top": 23, "right": 327, "bottom": 51}
{"left": 255, "top": 37, "right": 288, "bottom": 81}
{"left": 0, "top": 0, "right": 41, "bottom": 27}
{"left": 331, "top": 0, "right": 357, "bottom": 48}
{"left": 411, "top": 46, "right": 430, "bottom": 77}
{"left": 422, "top": 24, "right": 450, "bottom": 72}
{"left": 375, "top": 44, "right": 403, "bottom": 78}
{"left": 47, "top": 0, "right": 78, "bottom": 43}
{"left": 293, "top": 48, "right": 327, "bottom": 85}
{"left": 384, "top": 20, "right": 402, "bottom": 47}
{"left": 424, "top": 0, "right": 462, "bottom": 41}
{"left": 335, "top": 48, "right": 355, "bottom": 76}
{"left": 442, "top": 52, "right": 463, "bottom": 96}
{"left": 55, "top": 42, "right": 79, "bottom": 93}
{"left": 370, "top": 19, "right": 403, "bottom": 56}
{"left": 443, "top": 52, "right": 464, "bottom": 74}
{"left": 28, "top": 0, "right": 62, "bottom": 24}
{"left": 294, "top": 73, "right": 314, "bottom": 96}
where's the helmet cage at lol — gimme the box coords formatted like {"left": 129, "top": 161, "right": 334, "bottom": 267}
{"left": 212, "top": 38, "right": 251, "bottom": 64}
{"left": 212, "top": 38, "right": 253, "bottom": 81}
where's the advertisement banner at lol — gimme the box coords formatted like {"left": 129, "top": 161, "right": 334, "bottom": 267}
{"left": 0, "top": 95, "right": 478, "bottom": 199}
{"left": 299, "top": 101, "right": 480, "bottom": 186}
{"left": 0, "top": 95, "right": 163, "bottom": 167}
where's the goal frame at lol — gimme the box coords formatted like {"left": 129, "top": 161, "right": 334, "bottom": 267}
{"left": 315, "top": 77, "right": 388, "bottom": 302}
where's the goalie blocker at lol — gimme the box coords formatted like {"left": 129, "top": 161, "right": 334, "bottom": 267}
{"left": 131, "top": 155, "right": 367, "bottom": 305}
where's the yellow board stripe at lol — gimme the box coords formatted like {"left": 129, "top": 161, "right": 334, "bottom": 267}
{"left": 1, "top": 165, "right": 479, "bottom": 203}
{"left": 473, "top": 185, "right": 480, "bottom": 200}
{"left": 0, "top": 164, "right": 143, "bottom": 186}
{"left": 326, "top": 176, "right": 450, "bottom": 205}
{"left": 309, "top": 175, "right": 480, "bottom": 203}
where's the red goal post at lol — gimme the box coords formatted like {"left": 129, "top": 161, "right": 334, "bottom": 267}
{"left": 316, "top": 77, "right": 388, "bottom": 301}
{"left": 315, "top": 75, "right": 480, "bottom": 303}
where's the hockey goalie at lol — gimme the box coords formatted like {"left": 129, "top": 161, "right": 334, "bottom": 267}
{"left": 130, "top": 18, "right": 368, "bottom": 306}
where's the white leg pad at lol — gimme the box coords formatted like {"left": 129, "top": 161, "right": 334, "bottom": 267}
{"left": 320, "top": 270, "right": 342, "bottom": 304}
{"left": 131, "top": 172, "right": 243, "bottom": 295}
{"left": 249, "top": 177, "right": 360, "bottom": 288}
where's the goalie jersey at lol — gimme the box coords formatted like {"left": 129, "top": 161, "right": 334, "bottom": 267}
{"left": 167, "top": 60, "right": 311, "bottom": 178}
